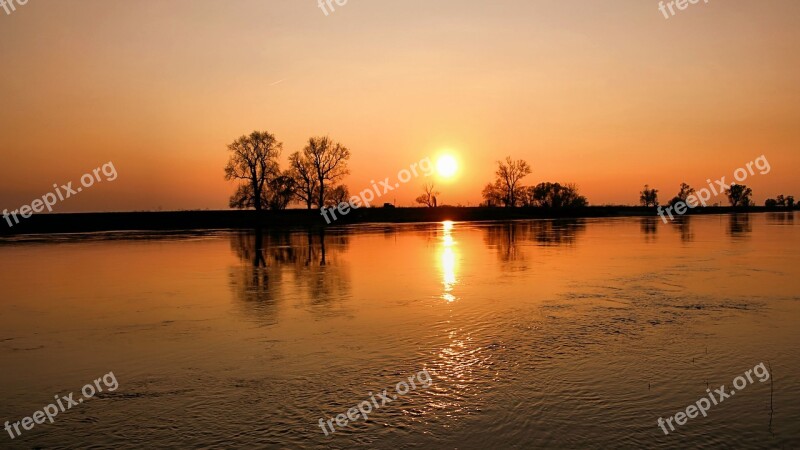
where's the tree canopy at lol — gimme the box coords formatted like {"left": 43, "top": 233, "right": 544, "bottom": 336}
{"left": 726, "top": 184, "right": 753, "bottom": 207}
{"left": 224, "top": 131, "right": 282, "bottom": 211}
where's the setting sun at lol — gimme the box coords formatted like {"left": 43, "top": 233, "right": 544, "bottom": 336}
{"left": 436, "top": 155, "right": 459, "bottom": 179}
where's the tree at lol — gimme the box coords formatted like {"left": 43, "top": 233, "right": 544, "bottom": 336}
{"left": 229, "top": 184, "right": 260, "bottom": 210}
{"left": 520, "top": 186, "right": 534, "bottom": 207}
{"left": 481, "top": 183, "right": 504, "bottom": 207}
{"left": 494, "top": 157, "right": 531, "bottom": 207}
{"left": 415, "top": 182, "right": 439, "bottom": 207}
{"left": 324, "top": 185, "right": 350, "bottom": 208}
{"left": 669, "top": 183, "right": 696, "bottom": 206}
{"left": 229, "top": 171, "right": 296, "bottom": 211}
{"left": 289, "top": 151, "right": 318, "bottom": 209}
{"left": 302, "top": 136, "right": 351, "bottom": 210}
{"left": 766, "top": 194, "right": 795, "bottom": 209}
{"left": 640, "top": 185, "right": 659, "bottom": 207}
{"left": 266, "top": 172, "right": 297, "bottom": 210}
{"left": 726, "top": 184, "right": 753, "bottom": 207}
{"left": 529, "top": 182, "right": 588, "bottom": 208}
{"left": 224, "top": 131, "right": 282, "bottom": 211}
{"left": 776, "top": 195, "right": 795, "bottom": 208}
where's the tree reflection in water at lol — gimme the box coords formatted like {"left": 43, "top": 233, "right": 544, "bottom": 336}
{"left": 670, "top": 216, "right": 694, "bottom": 243}
{"left": 229, "top": 228, "right": 351, "bottom": 323}
{"left": 483, "top": 220, "right": 587, "bottom": 263}
{"left": 728, "top": 214, "right": 753, "bottom": 238}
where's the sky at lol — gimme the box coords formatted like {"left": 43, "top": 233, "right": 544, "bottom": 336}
{"left": 1, "top": 0, "right": 799, "bottom": 212}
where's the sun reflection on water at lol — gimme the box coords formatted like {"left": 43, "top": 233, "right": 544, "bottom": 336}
{"left": 439, "top": 221, "right": 459, "bottom": 302}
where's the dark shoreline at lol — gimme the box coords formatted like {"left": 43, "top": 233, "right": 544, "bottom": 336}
{"left": 0, "top": 206, "right": 795, "bottom": 237}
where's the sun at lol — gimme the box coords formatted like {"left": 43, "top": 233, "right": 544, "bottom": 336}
{"left": 436, "top": 155, "right": 458, "bottom": 179}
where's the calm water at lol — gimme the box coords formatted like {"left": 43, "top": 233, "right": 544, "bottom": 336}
{"left": 1, "top": 214, "right": 799, "bottom": 449}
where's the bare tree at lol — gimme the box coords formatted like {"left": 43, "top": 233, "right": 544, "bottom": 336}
{"left": 289, "top": 151, "right": 318, "bottom": 209}
{"left": 302, "top": 136, "right": 351, "bottom": 209}
{"left": 224, "top": 131, "right": 282, "bottom": 211}
{"left": 482, "top": 182, "right": 505, "bottom": 207}
{"left": 229, "top": 184, "right": 258, "bottom": 210}
{"left": 415, "top": 182, "right": 440, "bottom": 207}
{"left": 325, "top": 185, "right": 351, "bottom": 208}
{"left": 266, "top": 171, "right": 297, "bottom": 210}
{"left": 229, "top": 173, "right": 295, "bottom": 211}
{"left": 495, "top": 157, "right": 531, "bottom": 207}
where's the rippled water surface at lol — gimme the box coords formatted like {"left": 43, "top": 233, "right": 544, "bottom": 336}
{"left": 1, "top": 213, "right": 799, "bottom": 449}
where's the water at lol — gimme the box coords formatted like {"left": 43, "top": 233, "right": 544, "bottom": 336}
{"left": 0, "top": 213, "right": 798, "bottom": 449}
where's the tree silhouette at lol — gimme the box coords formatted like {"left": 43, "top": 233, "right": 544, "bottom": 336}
{"left": 640, "top": 185, "right": 659, "bottom": 207}
{"left": 776, "top": 194, "right": 794, "bottom": 208}
{"left": 229, "top": 171, "right": 296, "bottom": 211}
{"left": 669, "top": 183, "right": 695, "bottom": 206}
{"left": 481, "top": 182, "right": 504, "bottom": 207}
{"left": 224, "top": 131, "right": 282, "bottom": 211}
{"left": 324, "top": 185, "right": 350, "bottom": 208}
{"left": 289, "top": 151, "right": 318, "bottom": 209}
{"left": 301, "top": 136, "right": 351, "bottom": 210}
{"left": 527, "top": 182, "right": 588, "bottom": 208}
{"left": 415, "top": 182, "right": 440, "bottom": 207}
{"left": 765, "top": 194, "right": 794, "bottom": 209}
{"left": 266, "top": 172, "right": 297, "bottom": 210}
{"left": 229, "top": 184, "right": 259, "bottom": 210}
{"left": 726, "top": 184, "right": 753, "bottom": 207}
{"left": 494, "top": 157, "right": 531, "bottom": 207}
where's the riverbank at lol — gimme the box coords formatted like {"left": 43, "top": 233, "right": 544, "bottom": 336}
{"left": 0, "top": 206, "right": 795, "bottom": 236}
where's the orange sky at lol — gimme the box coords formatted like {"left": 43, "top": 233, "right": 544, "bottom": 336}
{"left": 1, "top": 0, "right": 799, "bottom": 211}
